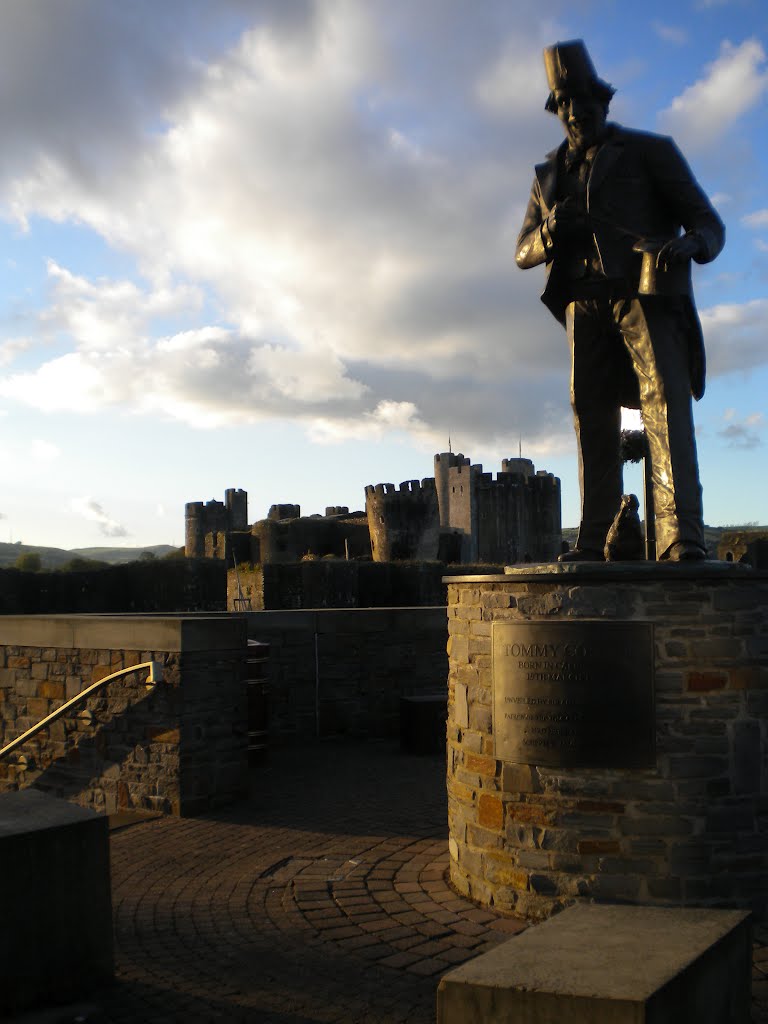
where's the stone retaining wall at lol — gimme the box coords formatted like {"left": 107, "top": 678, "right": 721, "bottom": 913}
{"left": 229, "top": 561, "right": 504, "bottom": 611}
{"left": 446, "top": 565, "right": 768, "bottom": 920}
{"left": 0, "top": 615, "right": 248, "bottom": 815}
{"left": 244, "top": 607, "right": 448, "bottom": 740}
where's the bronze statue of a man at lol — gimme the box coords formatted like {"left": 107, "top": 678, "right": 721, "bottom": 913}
{"left": 517, "top": 40, "right": 724, "bottom": 561}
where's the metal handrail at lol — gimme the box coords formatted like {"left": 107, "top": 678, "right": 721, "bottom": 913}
{"left": 0, "top": 660, "right": 163, "bottom": 762}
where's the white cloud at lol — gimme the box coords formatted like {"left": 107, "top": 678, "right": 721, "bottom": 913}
{"left": 700, "top": 298, "right": 768, "bottom": 377}
{"left": 652, "top": 22, "right": 688, "bottom": 46}
{"left": 12, "top": 1, "right": 764, "bottom": 488}
{"left": 0, "top": 3, "right": 571, "bottom": 451}
{"left": 30, "top": 440, "right": 60, "bottom": 461}
{"left": 658, "top": 38, "right": 768, "bottom": 151}
{"left": 475, "top": 38, "right": 551, "bottom": 116}
{"left": 70, "top": 496, "right": 128, "bottom": 538}
{"left": 0, "top": 338, "right": 31, "bottom": 367}
{"left": 718, "top": 411, "right": 764, "bottom": 449}
{"left": 308, "top": 399, "right": 431, "bottom": 445}
{"left": 742, "top": 209, "right": 768, "bottom": 229}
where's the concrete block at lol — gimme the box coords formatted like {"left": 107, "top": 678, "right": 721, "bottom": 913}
{"left": 437, "top": 904, "right": 751, "bottom": 1024}
{"left": 0, "top": 789, "right": 113, "bottom": 1015}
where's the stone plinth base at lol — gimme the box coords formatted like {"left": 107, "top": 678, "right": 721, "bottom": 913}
{"left": 445, "top": 563, "right": 768, "bottom": 919}
{"left": 0, "top": 789, "right": 113, "bottom": 1015}
{"left": 437, "top": 904, "right": 751, "bottom": 1023}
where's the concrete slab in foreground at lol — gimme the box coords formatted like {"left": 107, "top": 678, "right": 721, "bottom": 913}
{"left": 437, "top": 903, "right": 751, "bottom": 1023}
{"left": 0, "top": 790, "right": 113, "bottom": 1016}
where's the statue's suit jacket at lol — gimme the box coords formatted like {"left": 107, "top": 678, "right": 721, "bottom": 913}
{"left": 516, "top": 125, "right": 725, "bottom": 400}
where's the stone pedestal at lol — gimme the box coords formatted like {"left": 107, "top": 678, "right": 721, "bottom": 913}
{"left": 445, "top": 563, "right": 768, "bottom": 920}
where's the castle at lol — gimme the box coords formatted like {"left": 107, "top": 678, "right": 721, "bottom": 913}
{"left": 185, "top": 452, "right": 561, "bottom": 566}
{"left": 184, "top": 488, "right": 248, "bottom": 561}
{"left": 365, "top": 453, "right": 561, "bottom": 563}
{"left": 184, "top": 494, "right": 369, "bottom": 565}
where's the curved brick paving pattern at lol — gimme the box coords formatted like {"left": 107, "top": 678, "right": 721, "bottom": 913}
{"left": 8, "top": 740, "right": 768, "bottom": 1023}
{"left": 90, "top": 742, "right": 525, "bottom": 1023}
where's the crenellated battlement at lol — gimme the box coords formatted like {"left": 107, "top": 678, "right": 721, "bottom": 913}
{"left": 268, "top": 504, "right": 300, "bottom": 522}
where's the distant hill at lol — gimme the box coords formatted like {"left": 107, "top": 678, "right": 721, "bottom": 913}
{"left": 0, "top": 524, "right": 762, "bottom": 570}
{"left": 68, "top": 545, "right": 179, "bottom": 564}
{"left": 0, "top": 542, "right": 178, "bottom": 569}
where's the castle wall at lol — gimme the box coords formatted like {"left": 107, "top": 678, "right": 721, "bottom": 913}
{"left": 474, "top": 468, "right": 562, "bottom": 564}
{"left": 228, "top": 560, "right": 505, "bottom": 610}
{"left": 251, "top": 517, "right": 370, "bottom": 564}
{"left": 529, "top": 470, "right": 562, "bottom": 561}
{"left": 475, "top": 471, "right": 526, "bottom": 563}
{"left": 243, "top": 607, "right": 447, "bottom": 740}
{"left": 0, "top": 560, "right": 226, "bottom": 615}
{"left": 718, "top": 530, "right": 768, "bottom": 568}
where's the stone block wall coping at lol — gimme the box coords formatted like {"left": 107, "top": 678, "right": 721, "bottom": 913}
{"left": 244, "top": 607, "right": 447, "bottom": 634}
{"left": 444, "top": 562, "right": 764, "bottom": 584}
{"left": 0, "top": 615, "right": 248, "bottom": 652}
{"left": 0, "top": 789, "right": 100, "bottom": 837}
{"left": 438, "top": 905, "right": 751, "bottom": 1020}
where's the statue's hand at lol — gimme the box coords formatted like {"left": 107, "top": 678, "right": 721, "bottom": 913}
{"left": 546, "top": 197, "right": 588, "bottom": 242}
{"left": 656, "top": 233, "right": 703, "bottom": 269}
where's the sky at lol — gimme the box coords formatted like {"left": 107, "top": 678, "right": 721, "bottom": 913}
{"left": 0, "top": 0, "right": 766, "bottom": 549}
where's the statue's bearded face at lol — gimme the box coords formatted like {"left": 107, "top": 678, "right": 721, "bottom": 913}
{"left": 553, "top": 87, "right": 607, "bottom": 150}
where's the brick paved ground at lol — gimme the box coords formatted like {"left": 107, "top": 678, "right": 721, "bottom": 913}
{"left": 9, "top": 740, "right": 768, "bottom": 1023}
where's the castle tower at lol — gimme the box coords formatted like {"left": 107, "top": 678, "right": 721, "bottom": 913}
{"left": 185, "top": 502, "right": 205, "bottom": 558}
{"left": 184, "top": 487, "right": 250, "bottom": 560}
{"left": 434, "top": 452, "right": 470, "bottom": 527}
{"left": 225, "top": 488, "right": 248, "bottom": 530}
{"left": 471, "top": 459, "right": 561, "bottom": 564}
{"left": 365, "top": 480, "right": 440, "bottom": 561}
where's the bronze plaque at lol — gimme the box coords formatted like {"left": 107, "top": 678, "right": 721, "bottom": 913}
{"left": 492, "top": 621, "right": 655, "bottom": 769}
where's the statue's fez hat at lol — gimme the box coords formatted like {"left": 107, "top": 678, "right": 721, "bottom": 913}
{"left": 543, "top": 39, "right": 615, "bottom": 112}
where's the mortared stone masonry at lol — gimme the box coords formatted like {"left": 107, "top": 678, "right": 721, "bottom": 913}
{"left": 446, "top": 563, "right": 768, "bottom": 920}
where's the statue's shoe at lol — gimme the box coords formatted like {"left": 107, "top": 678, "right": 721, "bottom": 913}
{"left": 558, "top": 548, "right": 605, "bottom": 563}
{"left": 662, "top": 541, "right": 706, "bottom": 562}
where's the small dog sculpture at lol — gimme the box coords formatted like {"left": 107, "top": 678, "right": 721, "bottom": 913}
{"left": 604, "top": 494, "right": 645, "bottom": 561}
